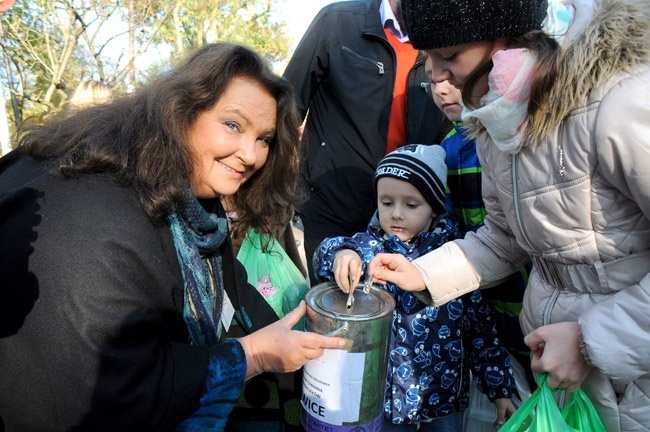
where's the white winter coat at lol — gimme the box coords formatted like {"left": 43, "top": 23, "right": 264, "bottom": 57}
{"left": 413, "top": 1, "right": 650, "bottom": 430}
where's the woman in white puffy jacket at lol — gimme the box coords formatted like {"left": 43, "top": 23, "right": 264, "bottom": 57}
{"left": 367, "top": 0, "right": 650, "bottom": 430}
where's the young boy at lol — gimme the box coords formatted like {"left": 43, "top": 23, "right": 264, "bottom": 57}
{"left": 313, "top": 144, "right": 516, "bottom": 431}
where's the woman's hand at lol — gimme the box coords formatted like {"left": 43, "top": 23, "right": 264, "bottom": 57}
{"left": 239, "top": 301, "right": 346, "bottom": 380}
{"left": 367, "top": 253, "right": 426, "bottom": 291}
{"left": 524, "top": 321, "right": 591, "bottom": 392}
{"left": 332, "top": 249, "right": 362, "bottom": 293}
{"left": 493, "top": 398, "right": 516, "bottom": 429}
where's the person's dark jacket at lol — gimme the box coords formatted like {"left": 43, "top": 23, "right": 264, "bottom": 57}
{"left": 0, "top": 149, "right": 277, "bottom": 431}
{"left": 283, "top": 0, "right": 447, "bottom": 236}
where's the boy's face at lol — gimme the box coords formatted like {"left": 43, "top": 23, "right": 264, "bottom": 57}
{"left": 377, "top": 177, "right": 435, "bottom": 243}
{"left": 425, "top": 56, "right": 463, "bottom": 122}
{"left": 432, "top": 80, "right": 463, "bottom": 122}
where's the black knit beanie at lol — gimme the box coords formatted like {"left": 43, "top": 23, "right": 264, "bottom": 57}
{"left": 402, "top": 0, "right": 548, "bottom": 50}
{"left": 375, "top": 144, "right": 447, "bottom": 216}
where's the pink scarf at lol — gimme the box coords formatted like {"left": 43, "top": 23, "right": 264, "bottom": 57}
{"left": 462, "top": 48, "right": 537, "bottom": 154}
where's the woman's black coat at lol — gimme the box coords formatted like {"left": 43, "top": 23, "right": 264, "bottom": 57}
{"left": 0, "top": 150, "right": 278, "bottom": 431}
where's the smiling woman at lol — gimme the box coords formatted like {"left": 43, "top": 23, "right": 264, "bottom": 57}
{"left": 188, "top": 76, "right": 276, "bottom": 198}
{"left": 0, "top": 42, "right": 345, "bottom": 432}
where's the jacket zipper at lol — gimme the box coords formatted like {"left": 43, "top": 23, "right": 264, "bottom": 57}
{"left": 341, "top": 46, "right": 384, "bottom": 74}
{"left": 512, "top": 154, "right": 560, "bottom": 326}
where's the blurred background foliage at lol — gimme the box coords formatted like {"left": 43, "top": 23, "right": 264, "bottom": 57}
{"left": 0, "top": 0, "right": 291, "bottom": 140}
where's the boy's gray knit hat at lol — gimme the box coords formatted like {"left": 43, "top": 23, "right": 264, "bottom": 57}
{"left": 402, "top": 0, "right": 548, "bottom": 50}
{"left": 375, "top": 144, "right": 447, "bottom": 215}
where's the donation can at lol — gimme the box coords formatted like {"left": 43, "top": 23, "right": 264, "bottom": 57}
{"left": 301, "top": 281, "right": 395, "bottom": 432}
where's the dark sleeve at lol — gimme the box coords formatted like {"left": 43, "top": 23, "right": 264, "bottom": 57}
{"left": 463, "top": 291, "right": 517, "bottom": 402}
{"left": 313, "top": 231, "right": 382, "bottom": 284}
{"left": 0, "top": 169, "right": 235, "bottom": 431}
{"left": 313, "top": 235, "right": 354, "bottom": 283}
{"left": 175, "top": 340, "right": 247, "bottom": 432}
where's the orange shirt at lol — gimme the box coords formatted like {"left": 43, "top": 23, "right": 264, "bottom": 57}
{"left": 384, "top": 28, "right": 419, "bottom": 155}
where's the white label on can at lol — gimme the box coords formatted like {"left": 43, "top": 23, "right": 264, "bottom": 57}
{"left": 302, "top": 348, "right": 366, "bottom": 425}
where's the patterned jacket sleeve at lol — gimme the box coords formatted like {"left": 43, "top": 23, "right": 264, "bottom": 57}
{"left": 463, "top": 290, "right": 517, "bottom": 402}
{"left": 175, "top": 340, "right": 246, "bottom": 431}
{"left": 313, "top": 231, "right": 382, "bottom": 283}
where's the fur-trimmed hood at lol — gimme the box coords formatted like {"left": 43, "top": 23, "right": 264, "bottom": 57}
{"left": 466, "top": 0, "right": 650, "bottom": 145}
{"left": 535, "top": 0, "right": 650, "bottom": 140}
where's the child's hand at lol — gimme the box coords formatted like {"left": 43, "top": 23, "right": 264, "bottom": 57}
{"left": 493, "top": 398, "right": 516, "bottom": 429}
{"left": 333, "top": 249, "right": 362, "bottom": 293}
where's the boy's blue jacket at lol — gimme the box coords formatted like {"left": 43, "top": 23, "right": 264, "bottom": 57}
{"left": 314, "top": 213, "right": 516, "bottom": 424}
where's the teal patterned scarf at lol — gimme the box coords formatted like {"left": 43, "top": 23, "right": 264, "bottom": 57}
{"left": 168, "top": 192, "right": 229, "bottom": 347}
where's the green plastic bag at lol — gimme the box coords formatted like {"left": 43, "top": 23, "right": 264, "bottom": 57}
{"left": 561, "top": 387, "right": 608, "bottom": 432}
{"left": 500, "top": 374, "right": 579, "bottom": 432}
{"left": 237, "top": 228, "right": 309, "bottom": 328}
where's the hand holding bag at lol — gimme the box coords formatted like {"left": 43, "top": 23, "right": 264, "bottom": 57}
{"left": 500, "top": 373, "right": 606, "bottom": 432}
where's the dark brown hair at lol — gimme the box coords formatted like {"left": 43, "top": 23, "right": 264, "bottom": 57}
{"left": 21, "top": 42, "right": 303, "bottom": 227}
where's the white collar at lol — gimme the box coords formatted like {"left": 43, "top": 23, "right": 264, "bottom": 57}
{"left": 380, "top": 0, "right": 409, "bottom": 42}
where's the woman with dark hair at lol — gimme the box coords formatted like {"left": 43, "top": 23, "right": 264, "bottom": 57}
{"left": 0, "top": 42, "right": 344, "bottom": 432}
